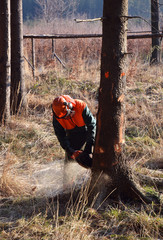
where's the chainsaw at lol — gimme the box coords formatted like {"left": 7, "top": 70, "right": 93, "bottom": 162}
{"left": 70, "top": 150, "right": 92, "bottom": 169}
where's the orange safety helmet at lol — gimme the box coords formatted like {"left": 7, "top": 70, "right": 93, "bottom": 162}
{"left": 52, "top": 95, "right": 75, "bottom": 118}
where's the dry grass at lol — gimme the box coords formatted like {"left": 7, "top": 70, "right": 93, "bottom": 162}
{"left": 0, "top": 186, "right": 162, "bottom": 239}
{"left": 0, "top": 19, "right": 163, "bottom": 239}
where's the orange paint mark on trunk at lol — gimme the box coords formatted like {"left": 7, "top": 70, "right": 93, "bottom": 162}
{"left": 121, "top": 72, "right": 125, "bottom": 77}
{"left": 112, "top": 161, "right": 119, "bottom": 166}
{"left": 95, "top": 147, "right": 104, "bottom": 154}
{"left": 118, "top": 94, "right": 125, "bottom": 102}
{"left": 114, "top": 113, "right": 125, "bottom": 153}
{"left": 119, "top": 113, "right": 125, "bottom": 144}
{"left": 114, "top": 143, "right": 121, "bottom": 153}
{"left": 99, "top": 147, "right": 104, "bottom": 153}
{"left": 105, "top": 72, "right": 109, "bottom": 78}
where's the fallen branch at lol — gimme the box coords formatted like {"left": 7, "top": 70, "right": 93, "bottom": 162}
{"left": 143, "top": 158, "right": 163, "bottom": 170}
{"left": 136, "top": 173, "right": 163, "bottom": 189}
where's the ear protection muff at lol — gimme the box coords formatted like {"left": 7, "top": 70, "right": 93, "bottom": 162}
{"left": 63, "top": 101, "right": 73, "bottom": 110}
{"left": 63, "top": 100, "right": 73, "bottom": 117}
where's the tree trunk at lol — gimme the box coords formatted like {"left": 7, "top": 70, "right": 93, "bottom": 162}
{"left": 90, "top": 0, "right": 150, "bottom": 205}
{"left": 0, "top": 0, "right": 11, "bottom": 123}
{"left": 11, "top": 0, "right": 26, "bottom": 114}
{"left": 150, "top": 0, "right": 161, "bottom": 64}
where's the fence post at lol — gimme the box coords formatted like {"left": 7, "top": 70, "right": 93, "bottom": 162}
{"left": 31, "top": 37, "right": 35, "bottom": 77}
{"left": 52, "top": 38, "right": 55, "bottom": 58}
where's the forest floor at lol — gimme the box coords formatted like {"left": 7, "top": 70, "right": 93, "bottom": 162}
{"left": 0, "top": 60, "right": 163, "bottom": 239}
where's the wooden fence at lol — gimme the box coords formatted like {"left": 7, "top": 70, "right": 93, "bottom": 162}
{"left": 23, "top": 32, "right": 163, "bottom": 77}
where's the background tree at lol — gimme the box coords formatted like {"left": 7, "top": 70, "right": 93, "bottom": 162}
{"left": 150, "top": 0, "right": 161, "bottom": 64}
{"left": 11, "top": 0, "right": 26, "bottom": 114}
{"left": 90, "top": 0, "right": 150, "bottom": 205}
{"left": 0, "top": 0, "right": 11, "bottom": 123}
{"left": 35, "top": 0, "right": 78, "bottom": 22}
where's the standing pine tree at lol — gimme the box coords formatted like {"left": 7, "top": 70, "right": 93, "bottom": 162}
{"left": 90, "top": 0, "right": 151, "bottom": 206}
{"left": 0, "top": 0, "right": 11, "bottom": 123}
{"left": 150, "top": 0, "right": 161, "bottom": 64}
{"left": 11, "top": 0, "right": 26, "bottom": 114}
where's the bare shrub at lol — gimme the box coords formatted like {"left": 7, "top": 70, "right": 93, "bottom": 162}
{"left": 35, "top": 0, "right": 78, "bottom": 22}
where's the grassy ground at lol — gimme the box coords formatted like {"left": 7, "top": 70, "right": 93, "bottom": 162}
{"left": 0, "top": 62, "right": 162, "bottom": 239}
{"left": 0, "top": 20, "right": 163, "bottom": 239}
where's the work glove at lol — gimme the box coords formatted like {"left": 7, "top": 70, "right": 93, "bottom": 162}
{"left": 76, "top": 151, "right": 92, "bottom": 169}
{"left": 70, "top": 150, "right": 83, "bottom": 160}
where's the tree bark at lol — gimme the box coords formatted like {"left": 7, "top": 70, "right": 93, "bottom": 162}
{"left": 90, "top": 0, "right": 150, "bottom": 205}
{"left": 0, "top": 0, "right": 11, "bottom": 123}
{"left": 11, "top": 0, "right": 26, "bottom": 114}
{"left": 150, "top": 0, "right": 161, "bottom": 64}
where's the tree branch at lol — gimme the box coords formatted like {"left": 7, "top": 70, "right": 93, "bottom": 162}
{"left": 74, "top": 17, "right": 103, "bottom": 23}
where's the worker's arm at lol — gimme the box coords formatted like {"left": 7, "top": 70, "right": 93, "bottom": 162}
{"left": 52, "top": 115, "right": 74, "bottom": 155}
{"left": 82, "top": 105, "right": 96, "bottom": 154}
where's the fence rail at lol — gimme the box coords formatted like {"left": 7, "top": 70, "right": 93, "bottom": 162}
{"left": 23, "top": 33, "right": 163, "bottom": 40}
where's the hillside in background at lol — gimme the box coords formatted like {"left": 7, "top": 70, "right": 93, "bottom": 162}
{"left": 23, "top": 0, "right": 154, "bottom": 22}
